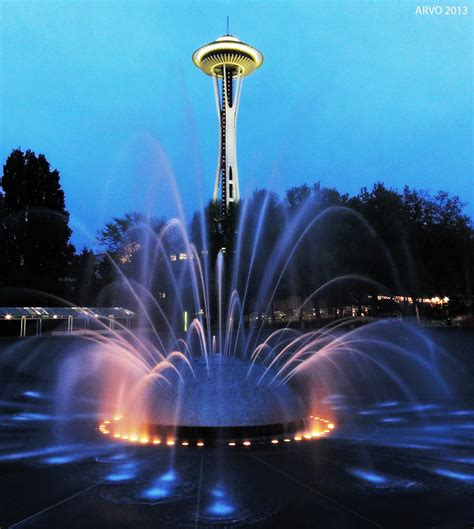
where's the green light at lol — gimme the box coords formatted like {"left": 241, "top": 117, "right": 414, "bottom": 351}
{"left": 184, "top": 311, "right": 188, "bottom": 332}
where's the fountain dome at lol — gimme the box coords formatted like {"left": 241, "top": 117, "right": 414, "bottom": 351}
{"left": 148, "top": 355, "right": 308, "bottom": 433}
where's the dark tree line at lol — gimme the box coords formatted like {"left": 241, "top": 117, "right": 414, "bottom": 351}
{"left": 187, "top": 183, "right": 472, "bottom": 320}
{"left": 1, "top": 148, "right": 472, "bottom": 321}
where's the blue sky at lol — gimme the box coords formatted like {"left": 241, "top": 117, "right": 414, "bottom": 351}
{"left": 1, "top": 1, "right": 472, "bottom": 249}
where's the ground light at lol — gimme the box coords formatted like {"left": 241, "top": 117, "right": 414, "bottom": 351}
{"left": 97, "top": 416, "right": 335, "bottom": 448}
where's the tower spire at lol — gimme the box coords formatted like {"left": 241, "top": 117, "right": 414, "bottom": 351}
{"left": 193, "top": 34, "right": 263, "bottom": 210}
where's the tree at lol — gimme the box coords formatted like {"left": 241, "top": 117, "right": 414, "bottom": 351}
{"left": 401, "top": 187, "right": 472, "bottom": 308}
{"left": 68, "top": 247, "right": 100, "bottom": 305}
{"left": 97, "top": 212, "right": 168, "bottom": 271}
{"left": 96, "top": 212, "right": 168, "bottom": 309}
{"left": 0, "top": 149, "right": 75, "bottom": 303}
{"left": 279, "top": 183, "right": 351, "bottom": 322}
{"left": 189, "top": 200, "right": 241, "bottom": 263}
{"left": 350, "top": 183, "right": 407, "bottom": 291}
{"left": 236, "top": 189, "right": 284, "bottom": 321}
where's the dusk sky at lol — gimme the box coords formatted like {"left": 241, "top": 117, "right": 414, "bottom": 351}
{"left": 1, "top": 1, "right": 472, "bottom": 249}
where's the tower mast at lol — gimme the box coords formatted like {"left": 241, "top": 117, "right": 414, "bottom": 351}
{"left": 193, "top": 34, "right": 263, "bottom": 210}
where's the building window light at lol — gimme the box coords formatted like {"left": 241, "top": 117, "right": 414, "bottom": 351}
{"left": 179, "top": 253, "right": 187, "bottom": 261}
{"left": 170, "top": 254, "right": 177, "bottom": 261}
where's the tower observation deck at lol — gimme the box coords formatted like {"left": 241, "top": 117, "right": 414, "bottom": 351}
{"left": 193, "top": 35, "right": 263, "bottom": 210}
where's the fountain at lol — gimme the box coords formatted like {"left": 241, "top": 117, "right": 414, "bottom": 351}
{"left": 49, "top": 197, "right": 451, "bottom": 449}
{"left": 40, "top": 32, "right": 450, "bottom": 449}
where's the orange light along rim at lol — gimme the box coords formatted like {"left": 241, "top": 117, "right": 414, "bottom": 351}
{"left": 97, "top": 415, "right": 335, "bottom": 448}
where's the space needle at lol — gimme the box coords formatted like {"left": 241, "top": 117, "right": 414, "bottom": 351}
{"left": 193, "top": 29, "right": 263, "bottom": 210}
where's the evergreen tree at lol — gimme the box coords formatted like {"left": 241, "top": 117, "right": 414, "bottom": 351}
{"left": 0, "top": 149, "right": 75, "bottom": 303}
